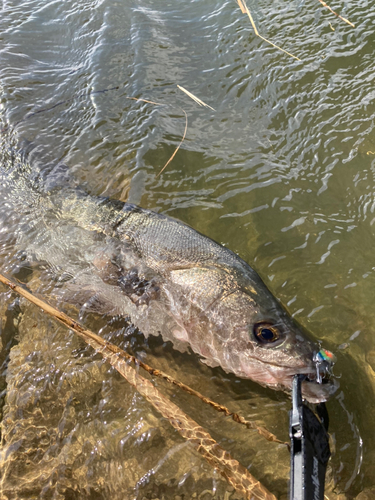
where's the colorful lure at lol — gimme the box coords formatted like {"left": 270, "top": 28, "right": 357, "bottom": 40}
{"left": 314, "top": 349, "right": 336, "bottom": 384}
{"left": 316, "top": 349, "right": 336, "bottom": 364}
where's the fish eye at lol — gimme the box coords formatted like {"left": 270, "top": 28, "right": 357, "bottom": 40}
{"left": 253, "top": 322, "right": 280, "bottom": 344}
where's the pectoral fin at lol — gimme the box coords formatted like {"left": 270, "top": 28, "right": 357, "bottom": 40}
{"left": 118, "top": 269, "right": 160, "bottom": 306}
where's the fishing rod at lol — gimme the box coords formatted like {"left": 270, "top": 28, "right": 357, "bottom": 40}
{"left": 289, "top": 375, "right": 331, "bottom": 500}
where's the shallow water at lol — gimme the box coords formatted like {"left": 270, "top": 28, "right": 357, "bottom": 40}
{"left": 0, "top": 0, "right": 374, "bottom": 498}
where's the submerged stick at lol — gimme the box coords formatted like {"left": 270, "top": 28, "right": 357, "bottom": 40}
{"left": 0, "top": 272, "right": 278, "bottom": 499}
{"left": 317, "top": 0, "right": 355, "bottom": 28}
{"left": 240, "top": 0, "right": 301, "bottom": 61}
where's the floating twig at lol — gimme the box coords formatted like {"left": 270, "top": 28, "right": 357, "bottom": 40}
{"left": 157, "top": 109, "right": 188, "bottom": 177}
{"left": 240, "top": 0, "right": 301, "bottom": 62}
{"left": 317, "top": 0, "right": 355, "bottom": 28}
{"left": 177, "top": 85, "right": 215, "bottom": 111}
{"left": 0, "top": 271, "right": 278, "bottom": 500}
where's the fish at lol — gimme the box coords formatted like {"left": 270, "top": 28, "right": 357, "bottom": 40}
{"left": 0, "top": 139, "right": 337, "bottom": 403}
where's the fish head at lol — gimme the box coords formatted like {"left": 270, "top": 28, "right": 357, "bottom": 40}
{"left": 217, "top": 281, "right": 338, "bottom": 403}
{"left": 168, "top": 265, "right": 337, "bottom": 403}
{"left": 229, "top": 302, "right": 338, "bottom": 403}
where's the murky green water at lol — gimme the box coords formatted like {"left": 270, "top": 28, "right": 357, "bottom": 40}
{"left": 0, "top": 0, "right": 374, "bottom": 498}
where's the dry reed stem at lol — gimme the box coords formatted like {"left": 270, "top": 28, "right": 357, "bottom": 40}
{"left": 317, "top": 0, "right": 355, "bottom": 28}
{"left": 237, "top": 0, "right": 246, "bottom": 14}
{"left": 177, "top": 85, "right": 216, "bottom": 111}
{"left": 157, "top": 109, "right": 188, "bottom": 177}
{"left": 241, "top": 0, "right": 301, "bottom": 61}
{"left": 0, "top": 272, "right": 278, "bottom": 500}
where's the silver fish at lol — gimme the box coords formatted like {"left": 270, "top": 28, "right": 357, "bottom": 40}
{"left": 1, "top": 143, "right": 337, "bottom": 403}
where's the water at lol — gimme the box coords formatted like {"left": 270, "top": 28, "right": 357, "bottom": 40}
{"left": 0, "top": 0, "right": 374, "bottom": 498}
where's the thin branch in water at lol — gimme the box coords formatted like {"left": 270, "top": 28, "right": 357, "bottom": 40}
{"left": 317, "top": 0, "right": 355, "bottom": 28}
{"left": 126, "top": 97, "right": 164, "bottom": 106}
{"left": 128, "top": 341, "right": 288, "bottom": 446}
{"left": 157, "top": 84, "right": 216, "bottom": 176}
{"left": 177, "top": 85, "right": 215, "bottom": 111}
{"left": 157, "top": 109, "right": 188, "bottom": 177}
{"left": 0, "top": 271, "right": 278, "bottom": 500}
{"left": 125, "top": 95, "right": 187, "bottom": 176}
{"left": 0, "top": 274, "right": 290, "bottom": 448}
{"left": 240, "top": 0, "right": 301, "bottom": 62}
{"left": 0, "top": 272, "right": 287, "bottom": 445}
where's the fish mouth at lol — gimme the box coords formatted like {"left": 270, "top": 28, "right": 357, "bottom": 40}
{"left": 270, "top": 368, "right": 337, "bottom": 403}
{"left": 281, "top": 353, "right": 338, "bottom": 403}
{"left": 240, "top": 349, "right": 338, "bottom": 403}
{"left": 299, "top": 373, "right": 339, "bottom": 403}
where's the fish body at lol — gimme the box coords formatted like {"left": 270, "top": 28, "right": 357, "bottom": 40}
{"left": 1, "top": 144, "right": 337, "bottom": 402}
